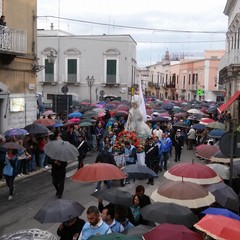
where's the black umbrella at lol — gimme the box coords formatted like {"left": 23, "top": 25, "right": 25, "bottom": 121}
{"left": 140, "top": 202, "right": 198, "bottom": 228}
{"left": 91, "top": 188, "right": 132, "bottom": 206}
{"left": 207, "top": 182, "right": 239, "bottom": 212}
{"left": 122, "top": 165, "right": 158, "bottom": 179}
{"left": 24, "top": 123, "right": 49, "bottom": 134}
{"left": 44, "top": 140, "right": 79, "bottom": 162}
{"left": 149, "top": 117, "right": 169, "bottom": 122}
{"left": 122, "top": 224, "right": 154, "bottom": 236}
{"left": 34, "top": 199, "right": 85, "bottom": 223}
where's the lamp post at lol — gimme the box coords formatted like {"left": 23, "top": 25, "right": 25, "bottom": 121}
{"left": 86, "top": 76, "right": 95, "bottom": 104}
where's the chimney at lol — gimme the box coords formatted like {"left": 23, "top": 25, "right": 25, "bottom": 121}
{"left": 50, "top": 23, "right": 54, "bottom": 30}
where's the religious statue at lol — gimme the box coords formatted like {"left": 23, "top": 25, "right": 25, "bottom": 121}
{"left": 125, "top": 95, "right": 151, "bottom": 138}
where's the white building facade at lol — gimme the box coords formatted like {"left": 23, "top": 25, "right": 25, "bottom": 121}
{"left": 37, "top": 29, "right": 137, "bottom": 112}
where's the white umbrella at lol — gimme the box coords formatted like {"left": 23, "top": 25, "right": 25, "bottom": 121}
{"left": 187, "top": 109, "right": 202, "bottom": 114}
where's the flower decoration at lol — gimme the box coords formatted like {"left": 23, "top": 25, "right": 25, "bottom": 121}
{"left": 112, "top": 130, "right": 145, "bottom": 153}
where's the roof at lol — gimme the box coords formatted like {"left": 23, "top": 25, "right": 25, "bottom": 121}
{"left": 217, "top": 91, "right": 240, "bottom": 113}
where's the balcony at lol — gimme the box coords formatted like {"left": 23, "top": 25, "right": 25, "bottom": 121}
{"left": 166, "top": 83, "right": 176, "bottom": 88}
{"left": 67, "top": 74, "right": 77, "bottom": 83}
{"left": 153, "top": 83, "right": 160, "bottom": 89}
{"left": 219, "top": 49, "right": 240, "bottom": 71}
{"left": 106, "top": 74, "right": 117, "bottom": 85}
{"left": 148, "top": 82, "right": 153, "bottom": 87}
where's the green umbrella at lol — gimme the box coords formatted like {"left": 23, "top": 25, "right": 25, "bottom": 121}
{"left": 79, "top": 122, "right": 92, "bottom": 127}
{"left": 89, "top": 233, "right": 141, "bottom": 240}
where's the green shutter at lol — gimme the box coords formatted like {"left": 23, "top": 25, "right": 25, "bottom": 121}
{"left": 45, "top": 59, "right": 54, "bottom": 74}
{"left": 107, "top": 60, "right": 116, "bottom": 75}
{"left": 68, "top": 59, "right": 77, "bottom": 74}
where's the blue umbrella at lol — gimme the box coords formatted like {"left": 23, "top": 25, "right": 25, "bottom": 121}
{"left": 191, "top": 123, "right": 206, "bottom": 131}
{"left": 208, "top": 129, "right": 225, "bottom": 138}
{"left": 162, "top": 102, "right": 174, "bottom": 110}
{"left": 3, "top": 128, "right": 28, "bottom": 137}
{"left": 201, "top": 207, "right": 240, "bottom": 221}
{"left": 68, "top": 112, "right": 83, "bottom": 118}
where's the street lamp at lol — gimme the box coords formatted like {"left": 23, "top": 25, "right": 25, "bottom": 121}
{"left": 86, "top": 76, "right": 95, "bottom": 104}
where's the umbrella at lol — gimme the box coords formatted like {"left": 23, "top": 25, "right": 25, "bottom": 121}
{"left": 151, "top": 181, "right": 215, "bottom": 209}
{"left": 164, "top": 162, "right": 221, "bottom": 185}
{"left": 2, "top": 142, "right": 25, "bottom": 150}
{"left": 3, "top": 128, "right": 28, "bottom": 138}
{"left": 187, "top": 109, "right": 202, "bottom": 114}
{"left": 104, "top": 104, "right": 116, "bottom": 110}
{"left": 117, "top": 105, "right": 130, "bottom": 112}
{"left": 53, "top": 119, "right": 64, "bottom": 128}
{"left": 42, "top": 110, "right": 56, "bottom": 116}
{"left": 0, "top": 228, "right": 58, "bottom": 240}
{"left": 122, "top": 224, "right": 153, "bottom": 236}
{"left": 208, "top": 129, "right": 225, "bottom": 138}
{"left": 68, "top": 118, "right": 80, "bottom": 123}
{"left": 34, "top": 118, "right": 56, "bottom": 127}
{"left": 34, "top": 199, "right": 85, "bottom": 223}
{"left": 140, "top": 202, "right": 198, "bottom": 227}
{"left": 174, "top": 112, "right": 188, "bottom": 117}
{"left": 207, "top": 121, "right": 225, "bottom": 130}
{"left": 210, "top": 151, "right": 240, "bottom": 164}
{"left": 199, "top": 118, "right": 215, "bottom": 125}
{"left": 24, "top": 123, "right": 49, "bottom": 134}
{"left": 113, "top": 110, "right": 128, "bottom": 117}
{"left": 68, "top": 112, "right": 83, "bottom": 118}
{"left": 194, "top": 214, "right": 240, "bottom": 240}
{"left": 44, "top": 140, "right": 79, "bottom": 162}
{"left": 143, "top": 223, "right": 203, "bottom": 240}
{"left": 191, "top": 124, "right": 206, "bottom": 131}
{"left": 91, "top": 188, "right": 132, "bottom": 206}
{"left": 82, "top": 110, "right": 98, "bottom": 118}
{"left": 162, "top": 102, "right": 174, "bottom": 110}
{"left": 71, "top": 163, "right": 127, "bottom": 182}
{"left": 149, "top": 116, "right": 169, "bottom": 122}
{"left": 89, "top": 233, "right": 141, "bottom": 240}
{"left": 79, "top": 122, "right": 92, "bottom": 127}
{"left": 201, "top": 207, "right": 240, "bottom": 221}
{"left": 121, "top": 165, "right": 158, "bottom": 179}
{"left": 207, "top": 163, "right": 238, "bottom": 180}
{"left": 92, "top": 108, "right": 106, "bottom": 113}
{"left": 195, "top": 144, "right": 220, "bottom": 160}
{"left": 207, "top": 181, "right": 239, "bottom": 212}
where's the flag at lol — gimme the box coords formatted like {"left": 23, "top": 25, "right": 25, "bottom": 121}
{"left": 139, "top": 79, "right": 147, "bottom": 122}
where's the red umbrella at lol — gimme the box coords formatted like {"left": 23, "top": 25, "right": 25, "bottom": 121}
{"left": 71, "top": 163, "right": 127, "bottom": 182}
{"left": 164, "top": 162, "right": 221, "bottom": 185}
{"left": 34, "top": 118, "right": 56, "bottom": 127}
{"left": 143, "top": 223, "right": 203, "bottom": 240}
{"left": 194, "top": 214, "right": 240, "bottom": 240}
{"left": 195, "top": 144, "right": 220, "bottom": 161}
{"left": 68, "top": 118, "right": 80, "bottom": 123}
{"left": 42, "top": 110, "right": 56, "bottom": 117}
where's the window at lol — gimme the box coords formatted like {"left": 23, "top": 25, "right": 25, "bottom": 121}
{"left": 183, "top": 75, "right": 186, "bottom": 88}
{"left": 67, "top": 59, "right": 77, "bottom": 83}
{"left": 45, "top": 59, "right": 54, "bottom": 82}
{"left": 107, "top": 59, "right": 116, "bottom": 84}
{"left": 188, "top": 73, "right": 191, "bottom": 85}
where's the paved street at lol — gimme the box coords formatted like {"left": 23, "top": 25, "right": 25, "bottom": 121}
{"left": 0, "top": 146, "right": 200, "bottom": 236}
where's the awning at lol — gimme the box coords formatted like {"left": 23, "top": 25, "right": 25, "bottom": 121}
{"left": 217, "top": 91, "right": 240, "bottom": 113}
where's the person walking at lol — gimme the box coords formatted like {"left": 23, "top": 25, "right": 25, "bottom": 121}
{"left": 51, "top": 159, "right": 67, "bottom": 199}
{"left": 174, "top": 129, "right": 184, "bottom": 162}
{"left": 3, "top": 148, "right": 18, "bottom": 200}
{"left": 75, "top": 134, "right": 89, "bottom": 169}
{"left": 144, "top": 137, "right": 159, "bottom": 185}
{"left": 187, "top": 125, "right": 196, "bottom": 150}
{"left": 159, "top": 133, "right": 172, "bottom": 171}
{"left": 80, "top": 206, "right": 111, "bottom": 240}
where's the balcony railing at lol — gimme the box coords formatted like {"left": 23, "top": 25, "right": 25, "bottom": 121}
{"left": 0, "top": 26, "right": 27, "bottom": 54}
{"left": 106, "top": 74, "right": 116, "bottom": 84}
{"left": 219, "top": 49, "right": 240, "bottom": 71}
{"left": 45, "top": 74, "right": 54, "bottom": 83}
{"left": 166, "top": 83, "right": 176, "bottom": 88}
{"left": 67, "top": 74, "right": 77, "bottom": 83}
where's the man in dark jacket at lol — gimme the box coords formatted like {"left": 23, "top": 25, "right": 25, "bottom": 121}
{"left": 144, "top": 137, "right": 159, "bottom": 185}
{"left": 95, "top": 145, "right": 116, "bottom": 191}
{"left": 51, "top": 160, "right": 67, "bottom": 199}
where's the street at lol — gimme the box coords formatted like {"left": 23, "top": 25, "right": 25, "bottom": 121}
{"left": 0, "top": 147, "right": 199, "bottom": 236}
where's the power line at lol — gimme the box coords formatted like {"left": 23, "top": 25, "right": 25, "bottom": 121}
{"left": 37, "top": 15, "right": 226, "bottom": 34}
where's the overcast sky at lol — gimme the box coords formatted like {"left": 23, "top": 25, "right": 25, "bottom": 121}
{"left": 37, "top": 0, "right": 228, "bottom": 67}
